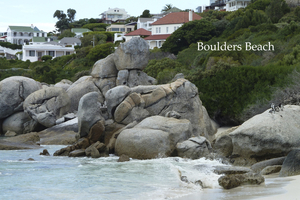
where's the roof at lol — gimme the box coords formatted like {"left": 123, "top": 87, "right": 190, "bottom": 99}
{"left": 71, "top": 28, "right": 91, "bottom": 33}
{"left": 144, "top": 34, "right": 171, "bottom": 40}
{"left": 151, "top": 12, "right": 202, "bottom": 25}
{"left": 59, "top": 37, "right": 81, "bottom": 44}
{"left": 125, "top": 28, "right": 151, "bottom": 36}
{"left": 8, "top": 26, "right": 44, "bottom": 32}
{"left": 9, "top": 26, "right": 34, "bottom": 32}
{"left": 138, "top": 18, "right": 154, "bottom": 23}
{"left": 32, "top": 37, "right": 47, "bottom": 42}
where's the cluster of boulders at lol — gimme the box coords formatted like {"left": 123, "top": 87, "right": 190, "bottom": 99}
{"left": 1, "top": 37, "right": 300, "bottom": 190}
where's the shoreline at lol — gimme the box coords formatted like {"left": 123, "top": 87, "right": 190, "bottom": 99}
{"left": 174, "top": 174, "right": 300, "bottom": 200}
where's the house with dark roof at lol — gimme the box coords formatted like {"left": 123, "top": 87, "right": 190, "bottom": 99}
{"left": 144, "top": 10, "right": 202, "bottom": 49}
{"left": 124, "top": 28, "right": 151, "bottom": 42}
{"left": 6, "top": 25, "right": 47, "bottom": 45}
{"left": 71, "top": 28, "right": 91, "bottom": 38}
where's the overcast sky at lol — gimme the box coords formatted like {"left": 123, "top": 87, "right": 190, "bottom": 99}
{"left": 0, "top": 0, "right": 209, "bottom": 33}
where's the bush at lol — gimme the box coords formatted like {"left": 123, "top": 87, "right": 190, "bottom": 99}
{"left": 41, "top": 55, "right": 52, "bottom": 62}
{"left": 86, "top": 43, "right": 115, "bottom": 63}
{"left": 82, "top": 23, "right": 109, "bottom": 31}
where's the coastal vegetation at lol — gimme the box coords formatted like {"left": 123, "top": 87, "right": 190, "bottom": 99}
{"left": 1, "top": 0, "right": 300, "bottom": 125}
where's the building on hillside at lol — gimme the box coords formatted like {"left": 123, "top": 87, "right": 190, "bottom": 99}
{"left": 100, "top": 8, "right": 130, "bottom": 24}
{"left": 124, "top": 28, "right": 151, "bottom": 42}
{"left": 144, "top": 10, "right": 202, "bottom": 49}
{"left": 6, "top": 25, "right": 47, "bottom": 45}
{"left": 196, "top": 6, "right": 203, "bottom": 13}
{"left": 0, "top": 36, "right": 7, "bottom": 42}
{"left": 106, "top": 22, "right": 136, "bottom": 33}
{"left": 22, "top": 37, "right": 81, "bottom": 62}
{"left": 226, "top": 0, "right": 251, "bottom": 11}
{"left": 205, "top": 0, "right": 229, "bottom": 10}
{"left": 71, "top": 28, "right": 91, "bottom": 38}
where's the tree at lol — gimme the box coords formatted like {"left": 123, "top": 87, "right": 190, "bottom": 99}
{"left": 161, "top": 4, "right": 173, "bottom": 12}
{"left": 53, "top": 9, "right": 76, "bottom": 32}
{"left": 58, "top": 29, "right": 76, "bottom": 40}
{"left": 126, "top": 16, "right": 138, "bottom": 23}
{"left": 86, "top": 43, "right": 115, "bottom": 63}
{"left": 140, "top": 10, "right": 152, "bottom": 18}
{"left": 67, "top": 8, "right": 76, "bottom": 22}
{"left": 265, "top": 0, "right": 289, "bottom": 23}
{"left": 161, "top": 19, "right": 216, "bottom": 54}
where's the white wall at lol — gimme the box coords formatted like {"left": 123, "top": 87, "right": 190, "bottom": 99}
{"left": 151, "top": 24, "right": 183, "bottom": 35}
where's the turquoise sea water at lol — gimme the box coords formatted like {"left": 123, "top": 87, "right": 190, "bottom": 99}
{"left": 0, "top": 145, "right": 288, "bottom": 200}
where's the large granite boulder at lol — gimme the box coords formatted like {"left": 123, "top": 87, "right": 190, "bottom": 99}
{"left": 250, "top": 157, "right": 286, "bottom": 173}
{"left": 54, "top": 79, "right": 73, "bottom": 91}
{"left": 115, "top": 116, "right": 193, "bottom": 159}
{"left": 2, "top": 112, "right": 38, "bottom": 135}
{"left": 38, "top": 117, "right": 78, "bottom": 145}
{"left": 0, "top": 132, "right": 41, "bottom": 150}
{"left": 0, "top": 76, "right": 42, "bottom": 119}
{"left": 176, "top": 136, "right": 212, "bottom": 159}
{"left": 77, "top": 92, "right": 105, "bottom": 138}
{"left": 23, "top": 87, "right": 70, "bottom": 128}
{"left": 108, "top": 79, "right": 217, "bottom": 142}
{"left": 213, "top": 135, "right": 233, "bottom": 157}
{"left": 116, "top": 69, "right": 157, "bottom": 87}
{"left": 113, "top": 37, "right": 149, "bottom": 70}
{"left": 91, "top": 54, "right": 118, "bottom": 78}
{"left": 229, "top": 105, "right": 300, "bottom": 165}
{"left": 279, "top": 149, "right": 300, "bottom": 177}
{"left": 66, "top": 76, "right": 104, "bottom": 113}
{"left": 94, "top": 77, "right": 116, "bottom": 96}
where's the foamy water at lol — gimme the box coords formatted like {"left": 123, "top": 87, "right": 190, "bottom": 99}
{"left": 0, "top": 145, "right": 290, "bottom": 200}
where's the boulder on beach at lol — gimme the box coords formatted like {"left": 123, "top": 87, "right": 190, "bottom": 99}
{"left": 0, "top": 132, "right": 41, "bottom": 150}
{"left": 176, "top": 136, "right": 212, "bottom": 159}
{"left": 218, "top": 172, "right": 264, "bottom": 189}
{"left": 23, "top": 87, "right": 70, "bottom": 128}
{"left": 77, "top": 92, "right": 105, "bottom": 138}
{"left": 2, "top": 112, "right": 38, "bottom": 135}
{"left": 115, "top": 116, "right": 193, "bottom": 159}
{"left": 66, "top": 76, "right": 104, "bottom": 113}
{"left": 250, "top": 157, "right": 286, "bottom": 173}
{"left": 229, "top": 105, "right": 300, "bottom": 165}
{"left": 0, "top": 76, "right": 42, "bottom": 119}
{"left": 113, "top": 37, "right": 149, "bottom": 71}
{"left": 107, "top": 79, "right": 217, "bottom": 142}
{"left": 279, "top": 149, "right": 300, "bottom": 177}
{"left": 91, "top": 54, "right": 118, "bottom": 79}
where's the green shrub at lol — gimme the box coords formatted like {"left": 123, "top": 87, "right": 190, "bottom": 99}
{"left": 41, "top": 55, "right": 52, "bottom": 62}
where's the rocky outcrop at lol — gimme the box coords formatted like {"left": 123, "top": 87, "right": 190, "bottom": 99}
{"left": 0, "top": 76, "right": 42, "bottom": 119}
{"left": 23, "top": 87, "right": 70, "bottom": 128}
{"left": 66, "top": 76, "right": 104, "bottom": 113}
{"left": 212, "top": 166, "right": 251, "bottom": 175}
{"left": 279, "top": 149, "right": 300, "bottom": 177}
{"left": 113, "top": 37, "right": 149, "bottom": 71}
{"left": 0, "top": 132, "right": 41, "bottom": 150}
{"left": 54, "top": 79, "right": 73, "bottom": 91}
{"left": 38, "top": 117, "right": 78, "bottom": 145}
{"left": 116, "top": 69, "right": 156, "bottom": 87}
{"left": 250, "top": 157, "right": 286, "bottom": 173}
{"left": 77, "top": 92, "right": 105, "bottom": 138}
{"left": 115, "top": 116, "right": 193, "bottom": 159}
{"left": 91, "top": 54, "right": 118, "bottom": 78}
{"left": 260, "top": 165, "right": 282, "bottom": 175}
{"left": 176, "top": 136, "right": 212, "bottom": 159}
{"left": 2, "top": 112, "right": 38, "bottom": 135}
{"left": 229, "top": 105, "right": 300, "bottom": 165}
{"left": 106, "top": 79, "right": 217, "bottom": 142}
{"left": 213, "top": 135, "right": 233, "bottom": 157}
{"left": 218, "top": 173, "right": 264, "bottom": 189}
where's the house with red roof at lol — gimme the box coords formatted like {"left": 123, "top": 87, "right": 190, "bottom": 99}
{"left": 144, "top": 10, "right": 202, "bottom": 49}
{"left": 124, "top": 28, "right": 151, "bottom": 42}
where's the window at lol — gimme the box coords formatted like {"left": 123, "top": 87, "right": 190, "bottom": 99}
{"left": 42, "top": 33, "right": 44, "bottom": 37}
{"left": 159, "top": 27, "right": 161, "bottom": 33}
{"left": 66, "top": 52, "right": 70, "bottom": 55}
{"left": 29, "top": 50, "right": 35, "bottom": 56}
{"left": 158, "top": 41, "right": 162, "bottom": 47}
{"left": 112, "top": 28, "right": 119, "bottom": 31}
{"left": 166, "top": 27, "right": 169, "bottom": 33}
{"left": 127, "top": 28, "right": 132, "bottom": 32}
{"left": 37, "top": 33, "right": 39, "bottom": 37}
{"left": 48, "top": 51, "right": 55, "bottom": 57}
{"left": 120, "top": 28, "right": 125, "bottom": 32}
{"left": 156, "top": 27, "right": 158, "bottom": 33}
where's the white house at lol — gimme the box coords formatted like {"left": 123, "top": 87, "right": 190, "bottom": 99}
{"left": 106, "top": 22, "right": 136, "bottom": 33}
{"left": 100, "top": 8, "right": 130, "bottom": 24}
{"left": 6, "top": 25, "right": 47, "bottom": 45}
{"left": 226, "top": 0, "right": 251, "bottom": 11}
{"left": 144, "top": 10, "right": 202, "bottom": 49}
{"left": 137, "top": 18, "right": 157, "bottom": 32}
{"left": 22, "top": 37, "right": 81, "bottom": 62}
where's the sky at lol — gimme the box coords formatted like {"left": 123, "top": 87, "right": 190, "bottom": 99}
{"left": 0, "top": 0, "right": 209, "bottom": 33}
